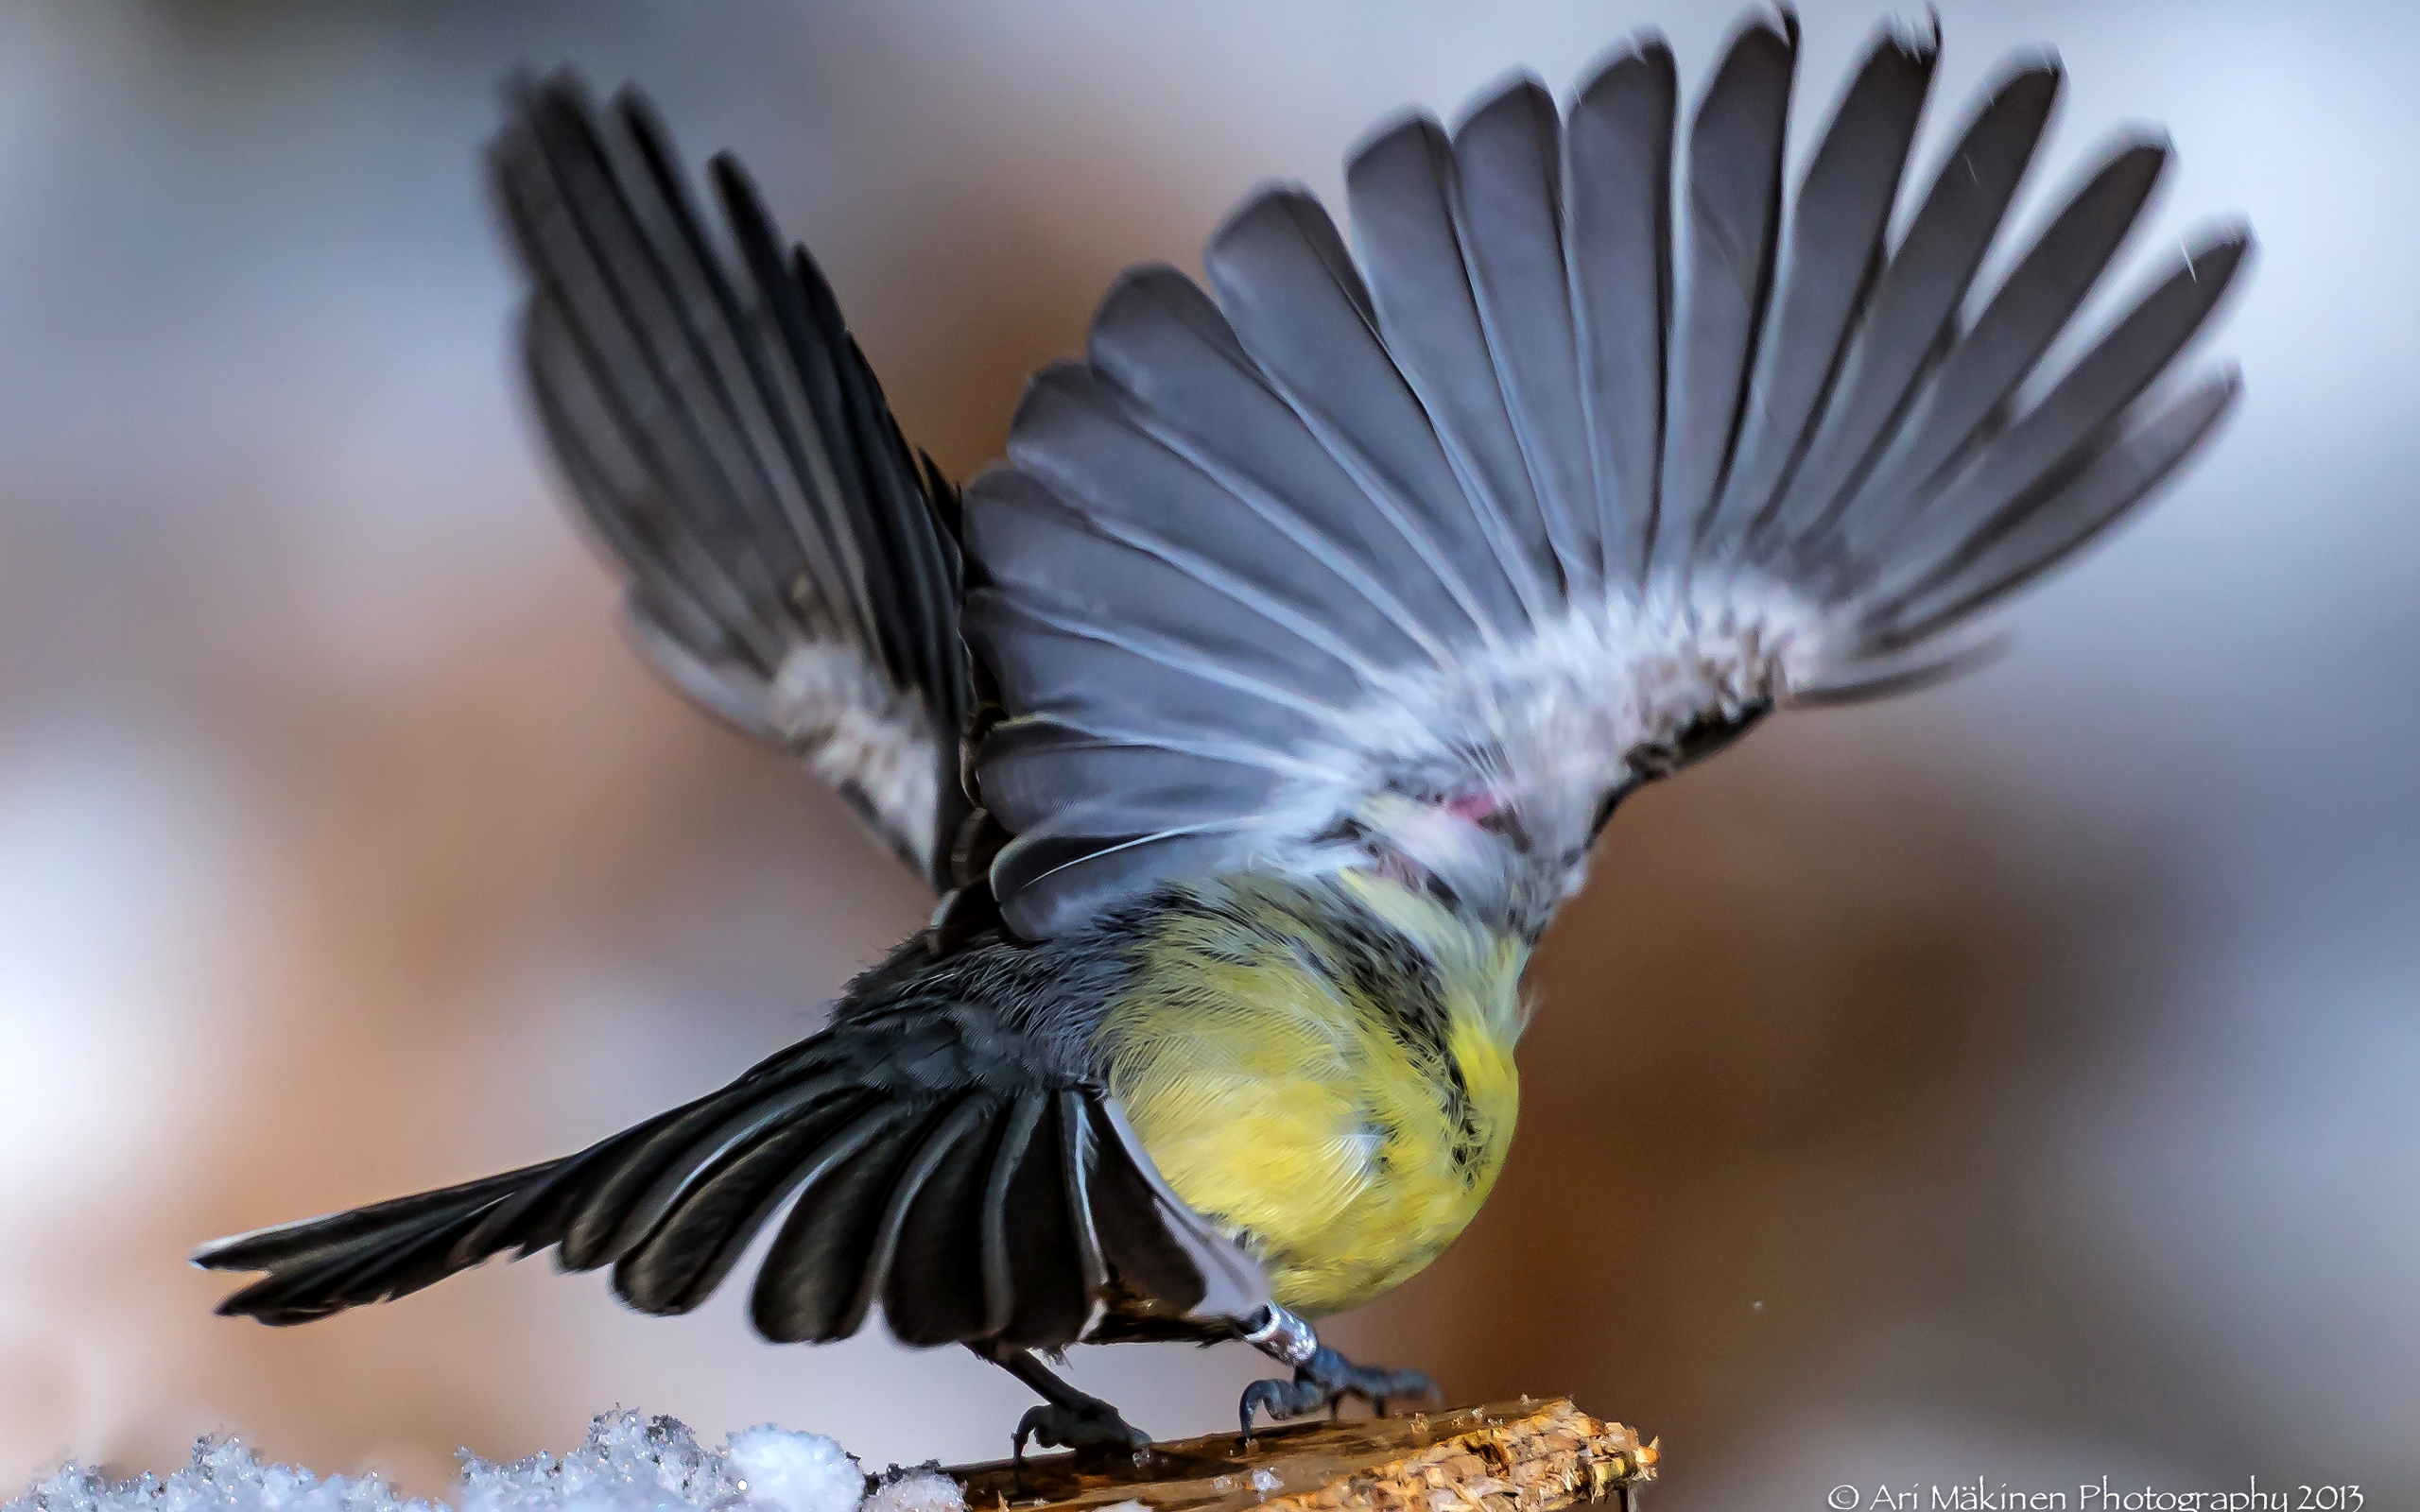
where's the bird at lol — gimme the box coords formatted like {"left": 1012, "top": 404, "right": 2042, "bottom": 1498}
{"left": 194, "top": 11, "right": 2252, "bottom": 1455}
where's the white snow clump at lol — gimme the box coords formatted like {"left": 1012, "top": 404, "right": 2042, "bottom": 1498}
{"left": 858, "top": 1471, "right": 961, "bottom": 1512}
{"left": 718, "top": 1428, "right": 866, "bottom": 1512}
{"left": 9, "top": 1411, "right": 895, "bottom": 1512}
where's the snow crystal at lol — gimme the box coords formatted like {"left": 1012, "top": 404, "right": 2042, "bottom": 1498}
{"left": 857, "top": 1470, "right": 959, "bottom": 1512}
{"left": 458, "top": 1411, "right": 735, "bottom": 1512}
{"left": 9, "top": 1435, "right": 439, "bottom": 1512}
{"left": 10, "top": 1413, "right": 876, "bottom": 1512}
{"left": 719, "top": 1429, "right": 860, "bottom": 1512}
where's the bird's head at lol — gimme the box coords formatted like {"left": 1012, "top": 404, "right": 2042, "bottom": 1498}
{"left": 1345, "top": 702, "right": 1772, "bottom": 942}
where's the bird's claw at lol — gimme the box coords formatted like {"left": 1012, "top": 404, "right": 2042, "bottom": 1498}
{"left": 1012, "top": 1397, "right": 1150, "bottom": 1462}
{"left": 1238, "top": 1346, "right": 1443, "bottom": 1435}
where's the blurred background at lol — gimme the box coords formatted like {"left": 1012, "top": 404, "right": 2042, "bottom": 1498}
{"left": 1, "top": 0, "right": 2412, "bottom": 1505}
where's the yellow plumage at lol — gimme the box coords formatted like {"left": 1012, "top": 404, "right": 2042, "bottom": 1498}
{"left": 1096, "top": 872, "right": 1527, "bottom": 1317}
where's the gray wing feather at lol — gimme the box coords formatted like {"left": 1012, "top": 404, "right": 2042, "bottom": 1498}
{"left": 1566, "top": 38, "right": 1678, "bottom": 583}
{"left": 1873, "top": 369, "right": 2241, "bottom": 647}
{"left": 962, "top": 472, "right": 1348, "bottom": 743}
{"left": 1008, "top": 366, "right": 1397, "bottom": 688}
{"left": 519, "top": 286, "right": 781, "bottom": 670}
{"left": 615, "top": 603, "right": 788, "bottom": 746}
{"left": 521, "top": 297, "right": 796, "bottom": 728}
{"left": 1204, "top": 190, "right": 1530, "bottom": 640}
{"left": 965, "top": 593, "right": 1334, "bottom": 763}
{"left": 1347, "top": 114, "right": 1564, "bottom": 614}
{"left": 1754, "top": 60, "right": 2064, "bottom": 558}
{"left": 1453, "top": 79, "right": 1602, "bottom": 595}
{"left": 493, "top": 74, "right": 969, "bottom": 888}
{"left": 1824, "top": 139, "right": 2173, "bottom": 563}
{"left": 1704, "top": 22, "right": 1938, "bottom": 553}
{"left": 1082, "top": 267, "right": 1461, "bottom": 665}
{"left": 990, "top": 829, "right": 1254, "bottom": 940}
{"left": 1651, "top": 13, "right": 1798, "bottom": 572}
{"left": 1856, "top": 232, "right": 2253, "bottom": 602}
{"left": 961, "top": 19, "right": 2251, "bottom": 938}
{"left": 978, "top": 716, "right": 1291, "bottom": 839}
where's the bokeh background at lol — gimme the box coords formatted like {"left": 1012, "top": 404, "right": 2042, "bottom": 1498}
{"left": 2, "top": 0, "right": 2412, "bottom": 1505}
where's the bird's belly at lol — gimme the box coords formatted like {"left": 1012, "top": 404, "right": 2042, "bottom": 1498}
{"left": 1114, "top": 1053, "right": 1515, "bottom": 1317}
{"left": 1095, "top": 881, "right": 1524, "bottom": 1319}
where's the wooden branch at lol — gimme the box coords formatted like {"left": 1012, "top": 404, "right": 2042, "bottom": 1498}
{"left": 947, "top": 1399, "right": 1659, "bottom": 1512}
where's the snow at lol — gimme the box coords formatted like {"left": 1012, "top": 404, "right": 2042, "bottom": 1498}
{"left": 857, "top": 1471, "right": 960, "bottom": 1512}
{"left": 8, "top": 1413, "right": 910, "bottom": 1512}
{"left": 718, "top": 1428, "right": 865, "bottom": 1512}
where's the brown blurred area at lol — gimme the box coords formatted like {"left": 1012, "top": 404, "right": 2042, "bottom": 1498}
{"left": 2, "top": 0, "right": 2414, "bottom": 1506}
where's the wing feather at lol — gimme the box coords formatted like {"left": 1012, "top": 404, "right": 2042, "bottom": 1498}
{"left": 1083, "top": 267, "right": 1462, "bottom": 665}
{"left": 1754, "top": 60, "right": 2064, "bottom": 561}
{"left": 1856, "top": 232, "right": 2251, "bottom": 603}
{"left": 1347, "top": 114, "right": 1565, "bottom": 611}
{"left": 1205, "top": 190, "right": 1533, "bottom": 641}
{"left": 1454, "top": 78, "right": 1602, "bottom": 594}
{"left": 1875, "top": 369, "right": 2242, "bottom": 645}
{"left": 1009, "top": 368, "right": 1398, "bottom": 688}
{"left": 493, "top": 73, "right": 969, "bottom": 887}
{"left": 1651, "top": 13, "right": 1798, "bottom": 573}
{"left": 1567, "top": 39, "right": 1678, "bottom": 583}
{"left": 1704, "top": 22, "right": 1937, "bottom": 552}
{"left": 1824, "top": 138, "right": 2173, "bottom": 563}
{"left": 956, "top": 21, "right": 2251, "bottom": 938}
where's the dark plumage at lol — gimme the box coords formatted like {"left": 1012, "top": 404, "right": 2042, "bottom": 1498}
{"left": 199, "top": 934, "right": 1265, "bottom": 1356}
{"left": 495, "top": 73, "right": 970, "bottom": 885}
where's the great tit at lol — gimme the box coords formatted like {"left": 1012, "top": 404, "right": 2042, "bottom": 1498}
{"left": 196, "top": 12, "right": 2250, "bottom": 1454}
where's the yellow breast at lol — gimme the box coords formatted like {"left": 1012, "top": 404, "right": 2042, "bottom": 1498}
{"left": 1095, "top": 872, "right": 1526, "bottom": 1318}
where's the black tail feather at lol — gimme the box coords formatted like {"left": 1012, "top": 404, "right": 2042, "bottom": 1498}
{"left": 199, "top": 1007, "right": 1271, "bottom": 1349}
{"left": 195, "top": 1159, "right": 572, "bottom": 1325}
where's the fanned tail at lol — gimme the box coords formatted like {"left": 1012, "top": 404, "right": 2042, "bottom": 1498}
{"left": 194, "top": 1158, "right": 582, "bottom": 1324}
{"left": 197, "top": 1005, "right": 1269, "bottom": 1349}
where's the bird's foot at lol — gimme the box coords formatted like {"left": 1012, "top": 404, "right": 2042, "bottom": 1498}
{"left": 1238, "top": 1345, "right": 1443, "bottom": 1434}
{"left": 1012, "top": 1393, "right": 1150, "bottom": 1462}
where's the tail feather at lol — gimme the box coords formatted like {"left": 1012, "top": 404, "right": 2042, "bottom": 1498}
{"left": 196, "top": 1007, "right": 1272, "bottom": 1349}
{"left": 194, "top": 1091, "right": 720, "bottom": 1325}
{"left": 195, "top": 1160, "right": 572, "bottom": 1325}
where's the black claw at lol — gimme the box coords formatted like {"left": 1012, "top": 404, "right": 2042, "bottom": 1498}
{"left": 1012, "top": 1398, "right": 1149, "bottom": 1462}
{"left": 1238, "top": 1375, "right": 1320, "bottom": 1435}
{"left": 1237, "top": 1347, "right": 1443, "bottom": 1434}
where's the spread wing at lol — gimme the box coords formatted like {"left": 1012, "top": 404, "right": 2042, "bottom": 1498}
{"left": 961, "top": 16, "right": 2251, "bottom": 938}
{"left": 492, "top": 73, "right": 973, "bottom": 889}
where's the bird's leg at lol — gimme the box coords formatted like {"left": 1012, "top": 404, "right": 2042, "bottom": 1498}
{"left": 1236, "top": 1305, "right": 1443, "bottom": 1435}
{"left": 970, "top": 1339, "right": 1150, "bottom": 1460}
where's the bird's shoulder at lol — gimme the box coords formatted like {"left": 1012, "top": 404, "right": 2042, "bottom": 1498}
{"left": 813, "top": 908, "right": 1161, "bottom": 1087}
